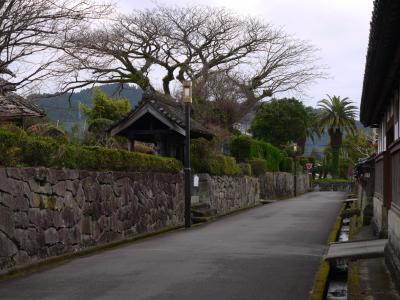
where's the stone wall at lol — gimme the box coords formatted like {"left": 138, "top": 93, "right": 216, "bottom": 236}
{"left": 193, "top": 174, "right": 260, "bottom": 215}
{"left": 313, "top": 181, "right": 352, "bottom": 192}
{"left": 0, "top": 167, "right": 183, "bottom": 272}
{"left": 258, "top": 172, "right": 310, "bottom": 199}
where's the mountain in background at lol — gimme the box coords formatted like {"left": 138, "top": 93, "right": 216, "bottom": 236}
{"left": 30, "top": 84, "right": 142, "bottom": 132}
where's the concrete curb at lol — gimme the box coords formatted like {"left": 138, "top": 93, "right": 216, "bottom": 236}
{"left": 0, "top": 225, "right": 184, "bottom": 282}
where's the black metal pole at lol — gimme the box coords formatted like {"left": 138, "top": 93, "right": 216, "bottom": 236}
{"left": 294, "top": 156, "right": 297, "bottom": 197}
{"left": 184, "top": 102, "right": 191, "bottom": 228}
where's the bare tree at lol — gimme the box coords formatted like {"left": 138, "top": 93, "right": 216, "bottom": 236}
{"left": 56, "top": 5, "right": 325, "bottom": 124}
{"left": 0, "top": 0, "right": 111, "bottom": 92}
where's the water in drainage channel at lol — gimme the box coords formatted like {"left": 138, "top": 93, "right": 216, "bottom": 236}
{"left": 325, "top": 216, "right": 350, "bottom": 300}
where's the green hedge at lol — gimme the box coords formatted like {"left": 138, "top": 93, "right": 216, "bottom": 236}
{"left": 249, "top": 159, "right": 268, "bottom": 176}
{"left": 0, "top": 127, "right": 181, "bottom": 173}
{"left": 209, "top": 155, "right": 241, "bottom": 176}
{"left": 230, "top": 135, "right": 284, "bottom": 171}
{"left": 191, "top": 138, "right": 240, "bottom": 176}
{"left": 190, "top": 138, "right": 213, "bottom": 173}
{"left": 238, "top": 163, "right": 252, "bottom": 176}
{"left": 280, "top": 156, "right": 293, "bottom": 172}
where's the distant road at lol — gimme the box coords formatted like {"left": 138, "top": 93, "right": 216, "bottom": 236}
{"left": 0, "top": 191, "right": 344, "bottom": 300}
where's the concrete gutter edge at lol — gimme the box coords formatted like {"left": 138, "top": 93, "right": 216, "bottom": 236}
{"left": 309, "top": 201, "right": 346, "bottom": 300}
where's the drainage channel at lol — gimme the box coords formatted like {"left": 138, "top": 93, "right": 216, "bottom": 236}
{"left": 325, "top": 208, "right": 351, "bottom": 300}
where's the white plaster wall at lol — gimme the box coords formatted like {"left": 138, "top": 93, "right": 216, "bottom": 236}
{"left": 388, "top": 207, "right": 400, "bottom": 256}
{"left": 373, "top": 196, "right": 383, "bottom": 234}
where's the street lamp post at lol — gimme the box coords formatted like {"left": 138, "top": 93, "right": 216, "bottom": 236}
{"left": 182, "top": 81, "right": 192, "bottom": 228}
{"left": 293, "top": 143, "right": 298, "bottom": 197}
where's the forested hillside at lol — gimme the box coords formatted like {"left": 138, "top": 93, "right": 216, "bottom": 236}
{"left": 30, "top": 84, "right": 142, "bottom": 131}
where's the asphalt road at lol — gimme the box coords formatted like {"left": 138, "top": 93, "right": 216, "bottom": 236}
{"left": 0, "top": 191, "right": 344, "bottom": 300}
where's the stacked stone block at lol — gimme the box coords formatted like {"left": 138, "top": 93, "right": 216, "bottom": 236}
{"left": 0, "top": 167, "right": 184, "bottom": 272}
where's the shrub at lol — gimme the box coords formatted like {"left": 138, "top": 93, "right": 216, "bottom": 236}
{"left": 261, "top": 143, "right": 283, "bottom": 171}
{"left": 280, "top": 157, "right": 293, "bottom": 172}
{"left": 60, "top": 146, "right": 182, "bottom": 173}
{"left": 230, "top": 136, "right": 253, "bottom": 162}
{"left": 191, "top": 138, "right": 241, "bottom": 176}
{"left": 0, "top": 129, "right": 23, "bottom": 167}
{"left": 209, "top": 155, "right": 240, "bottom": 176}
{"left": 21, "top": 136, "right": 59, "bottom": 167}
{"left": 0, "top": 124, "right": 28, "bottom": 139}
{"left": 249, "top": 159, "right": 268, "bottom": 176}
{"left": 0, "top": 126, "right": 181, "bottom": 173}
{"left": 238, "top": 163, "right": 252, "bottom": 176}
{"left": 230, "top": 135, "right": 284, "bottom": 171}
{"left": 26, "top": 123, "right": 68, "bottom": 144}
{"left": 191, "top": 138, "right": 213, "bottom": 173}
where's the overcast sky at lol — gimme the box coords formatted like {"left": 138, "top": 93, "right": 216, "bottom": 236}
{"left": 117, "top": 0, "right": 374, "bottom": 109}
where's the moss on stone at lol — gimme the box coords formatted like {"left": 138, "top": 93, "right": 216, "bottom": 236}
{"left": 45, "top": 196, "right": 56, "bottom": 210}
{"left": 309, "top": 261, "right": 330, "bottom": 300}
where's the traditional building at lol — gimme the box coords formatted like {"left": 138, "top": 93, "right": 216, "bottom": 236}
{"left": 360, "top": 0, "right": 400, "bottom": 282}
{"left": 109, "top": 92, "right": 213, "bottom": 162}
{"left": 354, "top": 154, "right": 376, "bottom": 226}
{"left": 0, "top": 79, "right": 45, "bottom": 124}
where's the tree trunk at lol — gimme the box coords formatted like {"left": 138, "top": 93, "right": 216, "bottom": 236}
{"left": 329, "top": 128, "right": 342, "bottom": 178}
{"left": 331, "top": 146, "right": 340, "bottom": 178}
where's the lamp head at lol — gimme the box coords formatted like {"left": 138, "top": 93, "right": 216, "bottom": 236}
{"left": 292, "top": 142, "right": 298, "bottom": 153}
{"left": 182, "top": 80, "right": 192, "bottom": 103}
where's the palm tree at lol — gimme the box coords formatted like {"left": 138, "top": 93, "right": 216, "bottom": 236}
{"left": 317, "top": 95, "right": 357, "bottom": 178}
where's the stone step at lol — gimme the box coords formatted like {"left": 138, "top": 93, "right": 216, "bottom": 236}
{"left": 191, "top": 208, "right": 217, "bottom": 217}
{"left": 260, "top": 199, "right": 276, "bottom": 205}
{"left": 191, "top": 215, "right": 215, "bottom": 224}
{"left": 191, "top": 202, "right": 210, "bottom": 210}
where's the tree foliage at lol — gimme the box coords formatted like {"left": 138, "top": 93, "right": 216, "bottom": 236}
{"left": 317, "top": 95, "right": 357, "bottom": 177}
{"left": 250, "top": 98, "right": 313, "bottom": 148}
{"left": 342, "top": 130, "right": 376, "bottom": 165}
{"left": 80, "top": 88, "right": 131, "bottom": 122}
{"left": 80, "top": 88, "right": 131, "bottom": 147}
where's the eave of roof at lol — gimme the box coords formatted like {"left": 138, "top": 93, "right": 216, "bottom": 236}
{"left": 0, "top": 92, "right": 45, "bottom": 118}
{"left": 360, "top": 0, "right": 400, "bottom": 127}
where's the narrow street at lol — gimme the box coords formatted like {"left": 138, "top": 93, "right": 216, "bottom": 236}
{"left": 0, "top": 191, "right": 344, "bottom": 300}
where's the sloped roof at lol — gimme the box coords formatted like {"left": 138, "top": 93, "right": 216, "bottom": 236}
{"left": 0, "top": 80, "right": 45, "bottom": 118}
{"left": 360, "top": 0, "right": 400, "bottom": 126}
{"left": 109, "top": 92, "right": 213, "bottom": 138}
